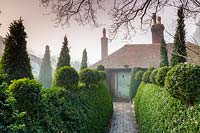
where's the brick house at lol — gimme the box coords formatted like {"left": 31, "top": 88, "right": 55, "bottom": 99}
{"left": 91, "top": 14, "right": 200, "bottom": 99}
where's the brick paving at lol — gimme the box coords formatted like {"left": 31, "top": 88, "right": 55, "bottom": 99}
{"left": 109, "top": 102, "right": 138, "bottom": 133}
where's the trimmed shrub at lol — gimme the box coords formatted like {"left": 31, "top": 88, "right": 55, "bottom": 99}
{"left": 39, "top": 83, "right": 112, "bottom": 132}
{"left": 98, "top": 70, "right": 107, "bottom": 81}
{"left": 135, "top": 83, "right": 200, "bottom": 132}
{"left": 53, "top": 66, "right": 79, "bottom": 89}
{"left": 156, "top": 66, "right": 170, "bottom": 86}
{"left": 165, "top": 63, "right": 200, "bottom": 105}
{"left": 93, "top": 70, "right": 101, "bottom": 83}
{"left": 135, "top": 71, "right": 144, "bottom": 81}
{"left": 97, "top": 65, "right": 105, "bottom": 71}
{"left": 9, "top": 78, "right": 41, "bottom": 114}
{"left": 0, "top": 82, "right": 25, "bottom": 132}
{"left": 149, "top": 69, "right": 158, "bottom": 84}
{"left": 129, "top": 67, "right": 146, "bottom": 99}
{"left": 142, "top": 67, "right": 154, "bottom": 83}
{"left": 79, "top": 68, "right": 96, "bottom": 86}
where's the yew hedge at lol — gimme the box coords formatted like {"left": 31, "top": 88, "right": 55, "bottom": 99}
{"left": 134, "top": 83, "right": 200, "bottom": 132}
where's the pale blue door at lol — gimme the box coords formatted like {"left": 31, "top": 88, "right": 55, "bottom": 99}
{"left": 116, "top": 71, "right": 131, "bottom": 98}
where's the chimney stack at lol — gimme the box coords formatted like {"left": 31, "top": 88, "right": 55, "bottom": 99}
{"left": 151, "top": 14, "right": 165, "bottom": 44}
{"left": 101, "top": 28, "right": 108, "bottom": 59}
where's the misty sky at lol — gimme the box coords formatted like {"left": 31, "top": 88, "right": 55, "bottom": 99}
{"left": 0, "top": 0, "right": 197, "bottom": 64}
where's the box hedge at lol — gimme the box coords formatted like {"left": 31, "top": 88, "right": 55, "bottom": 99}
{"left": 135, "top": 83, "right": 200, "bottom": 132}
{"left": 129, "top": 67, "right": 146, "bottom": 99}
{"left": 156, "top": 66, "right": 170, "bottom": 86}
{"left": 165, "top": 63, "right": 200, "bottom": 105}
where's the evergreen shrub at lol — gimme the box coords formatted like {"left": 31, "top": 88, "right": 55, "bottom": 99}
{"left": 39, "top": 82, "right": 113, "bottom": 132}
{"left": 142, "top": 67, "right": 154, "bottom": 83}
{"left": 9, "top": 78, "right": 41, "bottom": 114}
{"left": 135, "top": 71, "right": 144, "bottom": 81}
{"left": 156, "top": 66, "right": 170, "bottom": 86}
{"left": 79, "top": 68, "right": 97, "bottom": 86}
{"left": 53, "top": 66, "right": 79, "bottom": 89}
{"left": 135, "top": 83, "right": 200, "bottom": 132}
{"left": 97, "top": 65, "right": 105, "bottom": 71}
{"left": 165, "top": 63, "right": 200, "bottom": 105}
{"left": 0, "top": 82, "right": 25, "bottom": 132}
{"left": 149, "top": 69, "right": 158, "bottom": 84}
{"left": 129, "top": 67, "right": 146, "bottom": 99}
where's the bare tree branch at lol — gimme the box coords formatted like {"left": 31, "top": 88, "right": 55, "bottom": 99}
{"left": 40, "top": 0, "right": 200, "bottom": 39}
{"left": 41, "top": 0, "right": 106, "bottom": 26}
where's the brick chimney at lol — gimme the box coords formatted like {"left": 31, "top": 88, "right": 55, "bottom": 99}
{"left": 101, "top": 28, "right": 108, "bottom": 59}
{"left": 151, "top": 13, "right": 165, "bottom": 44}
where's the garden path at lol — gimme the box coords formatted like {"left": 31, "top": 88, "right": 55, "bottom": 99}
{"left": 109, "top": 102, "right": 138, "bottom": 133}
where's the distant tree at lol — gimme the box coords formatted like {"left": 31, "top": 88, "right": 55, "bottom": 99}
{"left": 170, "top": 6, "right": 187, "bottom": 66}
{"left": 56, "top": 35, "right": 70, "bottom": 69}
{"left": 2, "top": 18, "right": 33, "bottom": 82}
{"left": 39, "top": 45, "right": 52, "bottom": 88}
{"left": 80, "top": 48, "right": 88, "bottom": 70}
{"left": 160, "top": 38, "right": 169, "bottom": 67}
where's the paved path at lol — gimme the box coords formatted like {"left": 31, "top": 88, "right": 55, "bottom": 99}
{"left": 109, "top": 102, "right": 138, "bottom": 133}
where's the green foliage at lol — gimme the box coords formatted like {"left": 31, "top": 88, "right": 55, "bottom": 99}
{"left": 80, "top": 48, "right": 88, "bottom": 70}
{"left": 156, "top": 66, "right": 170, "bottom": 86}
{"left": 39, "top": 82, "right": 112, "bottom": 132}
{"left": 149, "top": 69, "right": 158, "bottom": 84}
{"left": 79, "top": 68, "right": 97, "bottom": 86}
{"left": 160, "top": 38, "right": 169, "bottom": 67}
{"left": 0, "top": 82, "right": 25, "bottom": 132}
{"left": 9, "top": 78, "right": 41, "bottom": 114}
{"left": 53, "top": 66, "right": 79, "bottom": 89}
{"left": 135, "top": 83, "right": 200, "bottom": 132}
{"left": 129, "top": 67, "right": 146, "bottom": 99}
{"left": 135, "top": 71, "right": 144, "bottom": 81}
{"left": 142, "top": 67, "right": 154, "bottom": 83}
{"left": 38, "top": 45, "right": 52, "bottom": 88}
{"left": 2, "top": 18, "right": 33, "bottom": 82}
{"left": 171, "top": 6, "right": 187, "bottom": 66}
{"left": 165, "top": 63, "right": 200, "bottom": 105}
{"left": 98, "top": 70, "right": 107, "bottom": 81}
{"left": 97, "top": 65, "right": 105, "bottom": 71}
{"left": 56, "top": 35, "right": 70, "bottom": 69}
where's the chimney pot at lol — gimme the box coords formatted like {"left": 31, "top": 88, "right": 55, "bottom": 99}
{"left": 152, "top": 13, "right": 157, "bottom": 25}
{"left": 157, "top": 16, "right": 161, "bottom": 24}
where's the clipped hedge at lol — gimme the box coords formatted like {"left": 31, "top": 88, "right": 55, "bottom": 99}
{"left": 39, "top": 82, "right": 113, "bottom": 132}
{"left": 156, "top": 66, "right": 170, "bottom": 86}
{"left": 53, "top": 66, "right": 79, "bottom": 89}
{"left": 149, "top": 69, "right": 158, "bottom": 84}
{"left": 129, "top": 67, "right": 146, "bottom": 99}
{"left": 135, "top": 71, "right": 144, "bottom": 81}
{"left": 0, "top": 82, "right": 25, "bottom": 132}
{"left": 165, "top": 63, "right": 200, "bottom": 105}
{"left": 142, "top": 67, "right": 154, "bottom": 83}
{"left": 9, "top": 78, "right": 41, "bottom": 114}
{"left": 79, "top": 68, "right": 106, "bottom": 86}
{"left": 135, "top": 83, "right": 200, "bottom": 132}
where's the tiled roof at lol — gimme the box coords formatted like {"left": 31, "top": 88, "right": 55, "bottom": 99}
{"left": 90, "top": 43, "right": 200, "bottom": 69}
